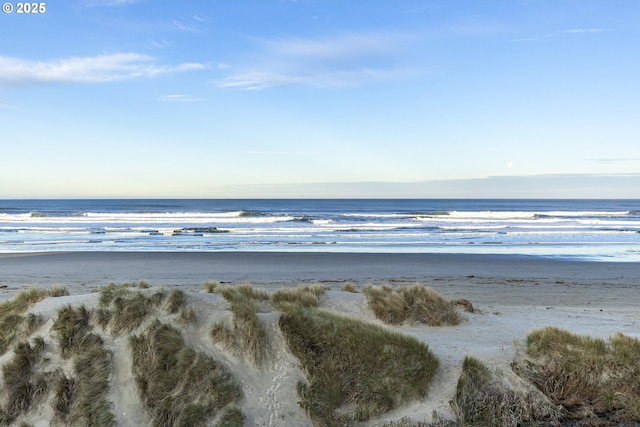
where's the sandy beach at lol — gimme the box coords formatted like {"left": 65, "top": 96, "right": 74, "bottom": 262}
{"left": 1, "top": 252, "right": 638, "bottom": 426}
{"left": 1, "top": 251, "right": 639, "bottom": 307}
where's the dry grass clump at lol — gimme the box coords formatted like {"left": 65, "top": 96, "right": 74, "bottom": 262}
{"left": 130, "top": 320, "right": 243, "bottom": 427}
{"left": 520, "top": 326, "right": 640, "bottom": 423}
{"left": 215, "top": 406, "right": 245, "bottom": 426}
{"left": 0, "top": 313, "right": 41, "bottom": 355}
{"left": 0, "top": 287, "right": 67, "bottom": 319}
{"left": 341, "top": 282, "right": 358, "bottom": 293}
{"left": 454, "top": 356, "right": 562, "bottom": 426}
{"left": 166, "top": 289, "right": 186, "bottom": 314}
{"left": 1, "top": 339, "right": 51, "bottom": 423}
{"left": 51, "top": 305, "right": 114, "bottom": 426}
{"left": 96, "top": 290, "right": 152, "bottom": 336}
{"left": 279, "top": 306, "right": 439, "bottom": 426}
{"left": 202, "top": 280, "right": 220, "bottom": 293}
{"left": 272, "top": 285, "right": 326, "bottom": 310}
{"left": 211, "top": 285, "right": 268, "bottom": 365}
{"left": 364, "top": 284, "right": 462, "bottom": 326}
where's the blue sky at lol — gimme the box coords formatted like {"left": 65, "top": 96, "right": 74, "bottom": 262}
{"left": 1, "top": 0, "right": 639, "bottom": 198}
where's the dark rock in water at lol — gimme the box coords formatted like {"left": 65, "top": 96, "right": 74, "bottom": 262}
{"left": 173, "top": 227, "right": 230, "bottom": 235}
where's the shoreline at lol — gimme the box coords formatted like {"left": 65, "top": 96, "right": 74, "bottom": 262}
{"left": 1, "top": 251, "right": 639, "bottom": 307}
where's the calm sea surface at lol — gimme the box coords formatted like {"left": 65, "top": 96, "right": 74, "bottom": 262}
{"left": 1, "top": 199, "right": 639, "bottom": 261}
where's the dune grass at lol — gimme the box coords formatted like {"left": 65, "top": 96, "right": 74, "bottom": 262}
{"left": 130, "top": 320, "right": 243, "bottom": 427}
{"left": 341, "top": 282, "right": 358, "bottom": 293}
{"left": 0, "top": 313, "right": 41, "bottom": 356}
{"left": 0, "top": 287, "right": 68, "bottom": 319}
{"left": 364, "top": 284, "right": 462, "bottom": 326}
{"left": 0, "top": 288, "right": 67, "bottom": 355}
{"left": 51, "top": 305, "right": 114, "bottom": 426}
{"left": 1, "top": 339, "right": 51, "bottom": 423}
{"left": 454, "top": 356, "right": 562, "bottom": 426}
{"left": 521, "top": 326, "right": 640, "bottom": 423}
{"left": 211, "top": 285, "right": 268, "bottom": 365}
{"left": 272, "top": 284, "right": 326, "bottom": 310}
{"left": 279, "top": 306, "right": 439, "bottom": 426}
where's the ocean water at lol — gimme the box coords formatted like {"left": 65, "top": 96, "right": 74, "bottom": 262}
{"left": 1, "top": 199, "right": 639, "bottom": 261}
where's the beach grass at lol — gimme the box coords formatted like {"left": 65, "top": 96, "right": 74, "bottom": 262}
{"left": 1, "top": 340, "right": 49, "bottom": 421}
{"left": 522, "top": 326, "right": 640, "bottom": 422}
{"left": 454, "top": 356, "right": 561, "bottom": 426}
{"left": 130, "top": 320, "right": 243, "bottom": 427}
{"left": 51, "top": 305, "right": 114, "bottom": 426}
{"left": 272, "top": 284, "right": 326, "bottom": 310}
{"left": 364, "top": 284, "right": 461, "bottom": 326}
{"left": 211, "top": 285, "right": 268, "bottom": 365}
{"left": 0, "top": 287, "right": 67, "bottom": 319}
{"left": 279, "top": 306, "right": 439, "bottom": 426}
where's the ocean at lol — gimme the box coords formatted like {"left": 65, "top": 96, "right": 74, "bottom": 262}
{"left": 1, "top": 199, "right": 639, "bottom": 261}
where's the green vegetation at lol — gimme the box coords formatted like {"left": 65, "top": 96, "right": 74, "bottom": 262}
{"left": 0, "top": 287, "right": 68, "bottom": 319}
{"left": 211, "top": 285, "right": 268, "bottom": 365}
{"left": 0, "top": 288, "right": 67, "bottom": 354}
{"left": 341, "top": 282, "right": 358, "bottom": 293}
{"left": 1, "top": 339, "right": 51, "bottom": 423}
{"left": 0, "top": 313, "right": 41, "bottom": 355}
{"left": 454, "top": 356, "right": 561, "bottom": 426}
{"left": 521, "top": 326, "right": 640, "bottom": 423}
{"left": 51, "top": 305, "right": 114, "bottom": 426}
{"left": 364, "top": 284, "right": 462, "bottom": 326}
{"left": 272, "top": 284, "right": 326, "bottom": 310}
{"left": 279, "top": 306, "right": 439, "bottom": 426}
{"left": 130, "top": 321, "right": 243, "bottom": 427}
{"left": 215, "top": 406, "right": 245, "bottom": 427}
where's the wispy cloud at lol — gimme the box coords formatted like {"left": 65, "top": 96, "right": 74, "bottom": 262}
{"left": 0, "top": 53, "right": 207, "bottom": 86}
{"left": 513, "top": 28, "right": 609, "bottom": 42}
{"left": 159, "top": 94, "right": 206, "bottom": 102}
{"left": 215, "top": 31, "right": 420, "bottom": 90}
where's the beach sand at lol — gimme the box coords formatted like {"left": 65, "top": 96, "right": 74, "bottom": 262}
{"left": 1, "top": 252, "right": 638, "bottom": 425}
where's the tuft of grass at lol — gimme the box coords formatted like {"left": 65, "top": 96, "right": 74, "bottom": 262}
{"left": 520, "top": 327, "right": 640, "bottom": 422}
{"left": 215, "top": 406, "right": 245, "bottom": 427}
{"left": 212, "top": 286, "right": 267, "bottom": 365}
{"left": 202, "top": 280, "right": 220, "bottom": 293}
{"left": 52, "top": 305, "right": 95, "bottom": 357}
{"left": 130, "top": 320, "right": 243, "bottom": 427}
{"left": 454, "top": 356, "right": 561, "bottom": 426}
{"left": 364, "top": 284, "right": 462, "bottom": 326}
{"left": 272, "top": 285, "right": 326, "bottom": 310}
{"left": 50, "top": 305, "right": 114, "bottom": 426}
{"left": 166, "top": 289, "right": 186, "bottom": 314}
{"left": 1, "top": 340, "right": 47, "bottom": 418}
{"left": 341, "top": 282, "right": 358, "bottom": 293}
{"left": 0, "top": 313, "right": 41, "bottom": 355}
{"left": 220, "top": 284, "right": 269, "bottom": 302}
{"left": 0, "top": 287, "right": 65, "bottom": 319}
{"left": 97, "top": 288, "right": 153, "bottom": 336}
{"left": 279, "top": 306, "right": 439, "bottom": 426}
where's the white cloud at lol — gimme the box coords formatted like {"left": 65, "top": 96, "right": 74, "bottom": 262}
{"left": 0, "top": 53, "right": 207, "bottom": 86}
{"left": 216, "top": 31, "right": 419, "bottom": 90}
{"left": 159, "top": 94, "right": 206, "bottom": 102}
{"left": 514, "top": 28, "right": 609, "bottom": 42}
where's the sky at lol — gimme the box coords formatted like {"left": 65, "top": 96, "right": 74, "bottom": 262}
{"left": 1, "top": 0, "right": 639, "bottom": 198}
